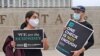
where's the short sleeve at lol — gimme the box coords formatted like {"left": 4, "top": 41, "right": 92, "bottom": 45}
{"left": 44, "top": 33, "right": 47, "bottom": 38}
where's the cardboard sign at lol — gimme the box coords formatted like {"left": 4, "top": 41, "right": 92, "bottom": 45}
{"left": 56, "top": 19, "right": 93, "bottom": 56}
{"left": 13, "top": 29, "right": 44, "bottom": 49}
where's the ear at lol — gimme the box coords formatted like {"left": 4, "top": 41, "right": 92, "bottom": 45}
{"left": 70, "top": 14, "right": 73, "bottom": 19}
{"left": 26, "top": 18, "right": 29, "bottom": 22}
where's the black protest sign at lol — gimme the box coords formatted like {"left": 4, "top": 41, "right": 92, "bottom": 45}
{"left": 13, "top": 29, "right": 44, "bottom": 49}
{"left": 56, "top": 19, "right": 93, "bottom": 56}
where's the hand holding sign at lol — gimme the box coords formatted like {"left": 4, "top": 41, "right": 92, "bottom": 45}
{"left": 11, "top": 41, "right": 16, "bottom": 48}
{"left": 71, "top": 47, "right": 85, "bottom": 56}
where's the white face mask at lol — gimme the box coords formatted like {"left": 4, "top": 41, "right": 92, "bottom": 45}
{"left": 73, "top": 13, "right": 80, "bottom": 21}
{"left": 28, "top": 18, "right": 39, "bottom": 27}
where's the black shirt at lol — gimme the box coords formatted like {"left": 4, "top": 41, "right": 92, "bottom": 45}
{"left": 24, "top": 33, "right": 47, "bottom": 56}
{"left": 79, "top": 21, "right": 94, "bottom": 56}
{"left": 20, "top": 22, "right": 47, "bottom": 56}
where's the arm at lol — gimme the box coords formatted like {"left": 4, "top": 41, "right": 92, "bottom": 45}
{"left": 43, "top": 38, "right": 49, "bottom": 50}
{"left": 5, "top": 42, "right": 14, "bottom": 56}
{"left": 43, "top": 33, "right": 49, "bottom": 50}
{"left": 84, "top": 34, "right": 94, "bottom": 50}
{"left": 3, "top": 36, "right": 14, "bottom": 56}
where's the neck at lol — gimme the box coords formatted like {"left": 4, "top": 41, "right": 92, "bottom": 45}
{"left": 25, "top": 24, "right": 35, "bottom": 29}
{"left": 79, "top": 16, "right": 86, "bottom": 22}
{"left": 79, "top": 13, "right": 86, "bottom": 22}
{"left": 79, "top": 19, "right": 85, "bottom": 22}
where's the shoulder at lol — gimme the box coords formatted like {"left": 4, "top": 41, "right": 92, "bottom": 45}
{"left": 85, "top": 21, "right": 93, "bottom": 29}
{"left": 37, "top": 28, "right": 47, "bottom": 38}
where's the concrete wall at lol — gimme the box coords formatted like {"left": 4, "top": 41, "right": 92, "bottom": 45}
{"left": 0, "top": 7, "right": 100, "bottom": 51}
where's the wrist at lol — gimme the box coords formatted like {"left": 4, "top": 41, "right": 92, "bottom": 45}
{"left": 79, "top": 47, "right": 85, "bottom": 53}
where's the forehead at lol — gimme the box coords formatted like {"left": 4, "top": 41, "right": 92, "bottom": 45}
{"left": 33, "top": 13, "right": 38, "bottom": 16}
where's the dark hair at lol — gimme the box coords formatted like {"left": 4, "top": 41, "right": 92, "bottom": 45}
{"left": 25, "top": 11, "right": 39, "bottom": 18}
{"left": 20, "top": 22, "right": 27, "bottom": 29}
{"left": 20, "top": 11, "right": 39, "bottom": 29}
{"left": 82, "top": 10, "right": 85, "bottom": 13}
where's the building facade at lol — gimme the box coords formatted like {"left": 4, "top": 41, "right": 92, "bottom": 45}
{"left": 0, "top": 0, "right": 100, "bottom": 52}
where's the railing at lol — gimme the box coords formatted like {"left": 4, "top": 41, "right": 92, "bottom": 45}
{"left": 0, "top": 0, "right": 71, "bottom": 8}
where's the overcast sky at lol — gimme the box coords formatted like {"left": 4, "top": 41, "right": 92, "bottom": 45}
{"left": 72, "top": 0, "right": 100, "bottom": 6}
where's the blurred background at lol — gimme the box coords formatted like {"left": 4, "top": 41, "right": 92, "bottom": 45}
{"left": 0, "top": 0, "right": 100, "bottom": 56}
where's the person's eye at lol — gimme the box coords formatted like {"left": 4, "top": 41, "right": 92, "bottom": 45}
{"left": 32, "top": 16, "right": 36, "bottom": 18}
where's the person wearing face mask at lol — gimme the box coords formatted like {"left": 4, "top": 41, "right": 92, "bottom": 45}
{"left": 67, "top": 6, "right": 94, "bottom": 56}
{"left": 22, "top": 11, "right": 49, "bottom": 56}
{"left": 10, "top": 11, "right": 49, "bottom": 56}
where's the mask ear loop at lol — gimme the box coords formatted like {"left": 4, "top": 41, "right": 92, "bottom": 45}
{"left": 70, "top": 14, "right": 73, "bottom": 19}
